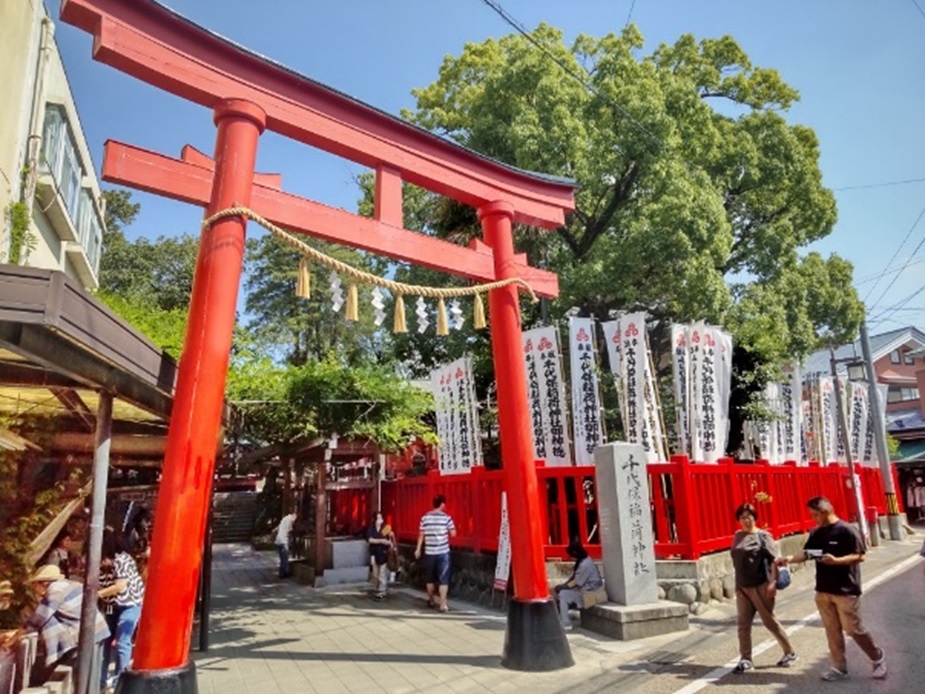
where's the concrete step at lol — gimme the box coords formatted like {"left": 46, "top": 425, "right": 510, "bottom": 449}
{"left": 316, "top": 566, "right": 370, "bottom": 586}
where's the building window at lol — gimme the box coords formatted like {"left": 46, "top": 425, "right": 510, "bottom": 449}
{"left": 904, "top": 352, "right": 915, "bottom": 365}
{"left": 890, "top": 350, "right": 901, "bottom": 364}
{"left": 887, "top": 386, "right": 921, "bottom": 403}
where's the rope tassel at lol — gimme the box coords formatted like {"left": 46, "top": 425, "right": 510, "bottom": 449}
{"left": 295, "top": 258, "right": 311, "bottom": 299}
{"left": 199, "top": 207, "right": 539, "bottom": 332}
{"left": 393, "top": 294, "right": 407, "bottom": 333}
{"left": 436, "top": 297, "right": 449, "bottom": 336}
{"left": 346, "top": 284, "right": 359, "bottom": 322}
{"left": 473, "top": 293, "right": 487, "bottom": 330}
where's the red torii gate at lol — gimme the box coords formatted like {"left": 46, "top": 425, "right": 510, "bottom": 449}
{"left": 61, "top": 0, "right": 576, "bottom": 687}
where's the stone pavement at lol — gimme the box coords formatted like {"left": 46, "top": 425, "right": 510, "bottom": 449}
{"left": 193, "top": 539, "right": 924, "bottom": 694}
{"left": 193, "top": 544, "right": 681, "bottom": 693}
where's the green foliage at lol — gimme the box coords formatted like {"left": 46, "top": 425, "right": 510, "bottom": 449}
{"left": 226, "top": 353, "right": 435, "bottom": 452}
{"left": 243, "top": 234, "right": 386, "bottom": 366}
{"left": 97, "top": 231, "right": 198, "bottom": 313}
{"left": 101, "top": 189, "right": 140, "bottom": 236}
{"left": 0, "top": 417, "right": 84, "bottom": 627}
{"left": 287, "top": 358, "right": 435, "bottom": 452}
{"left": 371, "top": 23, "right": 864, "bottom": 446}
{"left": 5, "top": 200, "right": 33, "bottom": 265}
{"left": 96, "top": 291, "right": 188, "bottom": 358}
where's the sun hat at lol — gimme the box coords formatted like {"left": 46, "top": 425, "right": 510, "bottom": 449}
{"left": 29, "top": 565, "right": 64, "bottom": 583}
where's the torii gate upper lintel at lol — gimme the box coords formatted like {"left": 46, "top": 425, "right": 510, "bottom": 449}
{"left": 61, "top": 0, "right": 576, "bottom": 685}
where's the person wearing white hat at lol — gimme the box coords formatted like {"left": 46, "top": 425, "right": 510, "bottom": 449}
{"left": 0, "top": 565, "right": 109, "bottom": 687}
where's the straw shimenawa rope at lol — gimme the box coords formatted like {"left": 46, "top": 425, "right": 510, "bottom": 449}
{"left": 202, "top": 206, "right": 540, "bottom": 332}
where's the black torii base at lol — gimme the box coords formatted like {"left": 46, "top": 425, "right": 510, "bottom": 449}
{"left": 502, "top": 599, "right": 574, "bottom": 671}
{"left": 116, "top": 661, "right": 197, "bottom": 694}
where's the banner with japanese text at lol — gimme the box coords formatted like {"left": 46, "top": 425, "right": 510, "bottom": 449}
{"left": 522, "top": 326, "right": 571, "bottom": 466}
{"left": 671, "top": 324, "right": 691, "bottom": 456}
{"left": 817, "top": 376, "right": 839, "bottom": 463}
{"left": 849, "top": 381, "right": 869, "bottom": 465}
{"left": 569, "top": 317, "right": 604, "bottom": 465}
{"left": 430, "top": 356, "right": 481, "bottom": 475}
{"left": 781, "top": 364, "right": 803, "bottom": 463}
{"left": 493, "top": 492, "right": 511, "bottom": 591}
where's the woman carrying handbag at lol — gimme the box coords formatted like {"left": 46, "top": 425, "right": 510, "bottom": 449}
{"left": 730, "top": 503, "right": 797, "bottom": 674}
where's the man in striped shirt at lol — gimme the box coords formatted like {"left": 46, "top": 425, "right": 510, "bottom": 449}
{"left": 414, "top": 495, "right": 457, "bottom": 612}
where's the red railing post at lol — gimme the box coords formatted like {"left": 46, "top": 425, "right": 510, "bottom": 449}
{"left": 671, "top": 455, "right": 700, "bottom": 559}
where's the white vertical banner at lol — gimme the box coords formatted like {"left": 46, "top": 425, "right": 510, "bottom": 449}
{"left": 801, "top": 399, "right": 812, "bottom": 465}
{"left": 523, "top": 332, "right": 547, "bottom": 464}
{"left": 431, "top": 364, "right": 455, "bottom": 472}
{"left": 670, "top": 324, "right": 691, "bottom": 456}
{"left": 699, "top": 326, "right": 722, "bottom": 462}
{"left": 689, "top": 323, "right": 705, "bottom": 462}
{"left": 712, "top": 328, "right": 734, "bottom": 460}
{"left": 780, "top": 364, "right": 803, "bottom": 463}
{"left": 818, "top": 376, "right": 838, "bottom": 464}
{"left": 600, "top": 320, "right": 628, "bottom": 428}
{"left": 763, "top": 382, "right": 782, "bottom": 464}
{"left": 430, "top": 357, "right": 479, "bottom": 475}
{"left": 619, "top": 313, "right": 653, "bottom": 460}
{"left": 493, "top": 492, "right": 511, "bottom": 591}
{"left": 523, "top": 327, "right": 571, "bottom": 466}
{"left": 835, "top": 377, "right": 849, "bottom": 464}
{"left": 643, "top": 344, "right": 668, "bottom": 462}
{"left": 849, "top": 381, "right": 869, "bottom": 465}
{"left": 462, "top": 358, "right": 482, "bottom": 467}
{"left": 569, "top": 317, "right": 604, "bottom": 465}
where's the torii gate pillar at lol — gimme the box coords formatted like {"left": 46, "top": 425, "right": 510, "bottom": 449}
{"left": 120, "top": 99, "right": 265, "bottom": 693}
{"left": 481, "top": 202, "right": 574, "bottom": 671}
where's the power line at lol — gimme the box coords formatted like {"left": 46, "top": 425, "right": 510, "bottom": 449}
{"left": 869, "top": 282, "right": 925, "bottom": 326}
{"left": 912, "top": 0, "right": 925, "bottom": 22}
{"left": 855, "top": 257, "right": 925, "bottom": 286}
{"left": 477, "top": 0, "right": 672, "bottom": 162}
{"left": 625, "top": 0, "right": 637, "bottom": 28}
{"left": 832, "top": 176, "right": 925, "bottom": 191}
{"left": 863, "top": 204, "right": 925, "bottom": 305}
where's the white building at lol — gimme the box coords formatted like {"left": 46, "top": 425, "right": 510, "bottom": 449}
{"left": 1, "top": 0, "right": 105, "bottom": 289}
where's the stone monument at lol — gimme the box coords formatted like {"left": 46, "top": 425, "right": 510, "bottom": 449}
{"left": 581, "top": 442, "right": 689, "bottom": 640}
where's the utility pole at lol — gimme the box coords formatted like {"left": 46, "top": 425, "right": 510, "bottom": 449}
{"left": 860, "top": 320, "right": 904, "bottom": 540}
{"left": 830, "top": 347, "right": 869, "bottom": 548}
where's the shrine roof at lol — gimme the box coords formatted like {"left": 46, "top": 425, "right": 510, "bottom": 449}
{"left": 61, "top": 0, "right": 577, "bottom": 228}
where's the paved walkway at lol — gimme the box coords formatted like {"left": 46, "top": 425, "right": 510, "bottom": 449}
{"left": 193, "top": 539, "right": 924, "bottom": 694}
{"left": 193, "top": 545, "right": 678, "bottom": 693}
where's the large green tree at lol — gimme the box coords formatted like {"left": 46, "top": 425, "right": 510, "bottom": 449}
{"left": 395, "top": 25, "right": 860, "bottom": 360}
{"left": 243, "top": 234, "right": 389, "bottom": 366}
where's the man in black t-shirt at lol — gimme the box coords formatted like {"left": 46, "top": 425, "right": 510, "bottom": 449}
{"left": 779, "top": 496, "right": 887, "bottom": 682}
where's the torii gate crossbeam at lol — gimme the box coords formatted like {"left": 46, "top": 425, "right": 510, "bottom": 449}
{"left": 60, "top": 1, "right": 577, "bottom": 689}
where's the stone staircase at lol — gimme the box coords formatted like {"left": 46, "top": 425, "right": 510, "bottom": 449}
{"left": 211, "top": 491, "right": 257, "bottom": 543}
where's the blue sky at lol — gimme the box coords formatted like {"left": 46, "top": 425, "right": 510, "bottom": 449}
{"left": 53, "top": 0, "right": 925, "bottom": 334}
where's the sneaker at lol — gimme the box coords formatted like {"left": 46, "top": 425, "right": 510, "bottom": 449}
{"left": 733, "top": 660, "right": 753, "bottom": 674}
{"left": 560, "top": 623, "right": 573, "bottom": 632}
{"left": 872, "top": 649, "right": 887, "bottom": 679}
{"left": 373, "top": 593, "right": 386, "bottom": 601}
{"left": 777, "top": 652, "right": 799, "bottom": 668}
{"left": 821, "top": 667, "right": 849, "bottom": 682}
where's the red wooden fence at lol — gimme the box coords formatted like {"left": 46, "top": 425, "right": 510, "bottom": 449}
{"left": 373, "top": 458, "right": 901, "bottom": 560}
